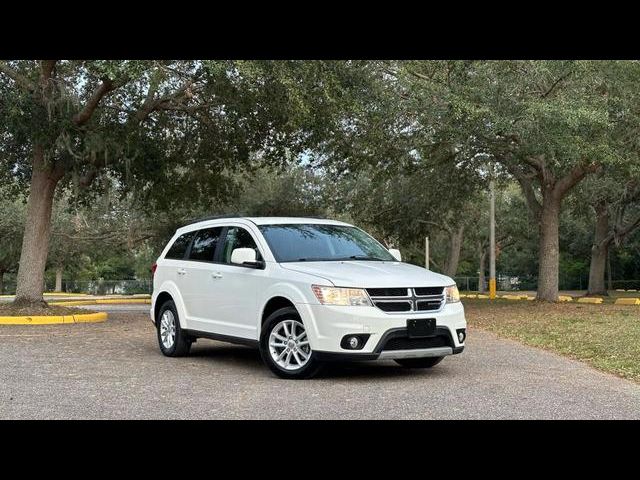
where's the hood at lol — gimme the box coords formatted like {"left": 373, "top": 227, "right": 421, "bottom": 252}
{"left": 280, "top": 261, "right": 454, "bottom": 288}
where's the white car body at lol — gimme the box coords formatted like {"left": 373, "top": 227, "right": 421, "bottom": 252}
{"left": 151, "top": 217, "right": 466, "bottom": 363}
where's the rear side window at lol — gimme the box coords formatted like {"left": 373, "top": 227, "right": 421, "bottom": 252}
{"left": 165, "top": 232, "right": 195, "bottom": 260}
{"left": 188, "top": 227, "right": 223, "bottom": 262}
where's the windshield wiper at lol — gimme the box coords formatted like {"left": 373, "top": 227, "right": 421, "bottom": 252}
{"left": 344, "top": 255, "right": 386, "bottom": 261}
{"left": 294, "top": 255, "right": 386, "bottom": 262}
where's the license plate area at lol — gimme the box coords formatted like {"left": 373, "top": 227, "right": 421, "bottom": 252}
{"left": 407, "top": 318, "right": 436, "bottom": 337}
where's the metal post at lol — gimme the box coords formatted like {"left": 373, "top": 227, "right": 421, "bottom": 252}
{"left": 425, "top": 237, "right": 429, "bottom": 270}
{"left": 489, "top": 169, "right": 496, "bottom": 300}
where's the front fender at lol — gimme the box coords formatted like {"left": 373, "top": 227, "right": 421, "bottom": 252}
{"left": 258, "top": 282, "right": 319, "bottom": 347}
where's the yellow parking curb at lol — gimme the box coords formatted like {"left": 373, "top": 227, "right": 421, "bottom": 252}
{"left": 50, "top": 299, "right": 151, "bottom": 306}
{"left": 501, "top": 295, "right": 528, "bottom": 300}
{"left": 43, "top": 292, "right": 90, "bottom": 297}
{"left": 577, "top": 297, "right": 603, "bottom": 304}
{"left": 0, "top": 311, "right": 107, "bottom": 325}
{"left": 614, "top": 297, "right": 640, "bottom": 305}
{"left": 558, "top": 295, "right": 574, "bottom": 302}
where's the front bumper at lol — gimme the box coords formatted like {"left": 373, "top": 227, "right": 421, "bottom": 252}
{"left": 295, "top": 301, "right": 466, "bottom": 360}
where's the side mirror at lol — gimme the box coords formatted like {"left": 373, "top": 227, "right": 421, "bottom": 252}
{"left": 388, "top": 248, "right": 402, "bottom": 262}
{"left": 231, "top": 248, "right": 263, "bottom": 268}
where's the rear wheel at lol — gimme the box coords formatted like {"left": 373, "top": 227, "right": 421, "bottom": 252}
{"left": 394, "top": 356, "right": 444, "bottom": 368}
{"left": 260, "top": 307, "right": 322, "bottom": 379}
{"left": 156, "top": 300, "right": 192, "bottom": 357}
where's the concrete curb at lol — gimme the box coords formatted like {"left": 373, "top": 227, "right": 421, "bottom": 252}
{"left": 49, "top": 299, "right": 151, "bottom": 306}
{"left": 0, "top": 312, "right": 108, "bottom": 325}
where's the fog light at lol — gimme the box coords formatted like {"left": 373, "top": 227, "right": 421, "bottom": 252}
{"left": 456, "top": 329, "right": 466, "bottom": 343}
{"left": 340, "top": 334, "right": 370, "bottom": 350}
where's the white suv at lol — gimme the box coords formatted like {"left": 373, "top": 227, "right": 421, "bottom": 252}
{"left": 151, "top": 217, "right": 466, "bottom": 379}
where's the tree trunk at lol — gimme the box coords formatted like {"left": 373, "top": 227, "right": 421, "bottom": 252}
{"left": 444, "top": 225, "right": 464, "bottom": 278}
{"left": 55, "top": 266, "right": 63, "bottom": 292}
{"left": 478, "top": 249, "right": 487, "bottom": 293}
{"left": 607, "top": 249, "right": 613, "bottom": 291}
{"left": 587, "top": 205, "right": 610, "bottom": 296}
{"left": 13, "top": 146, "right": 62, "bottom": 306}
{"left": 536, "top": 197, "right": 561, "bottom": 301}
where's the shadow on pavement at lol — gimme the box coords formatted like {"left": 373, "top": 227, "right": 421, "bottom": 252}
{"left": 185, "top": 341, "right": 450, "bottom": 380}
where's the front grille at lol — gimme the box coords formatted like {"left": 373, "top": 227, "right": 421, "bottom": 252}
{"left": 366, "top": 287, "right": 408, "bottom": 297}
{"left": 366, "top": 287, "right": 445, "bottom": 314}
{"left": 414, "top": 287, "right": 444, "bottom": 296}
{"left": 416, "top": 300, "right": 441, "bottom": 311}
{"left": 376, "top": 301, "right": 412, "bottom": 312}
{"left": 382, "top": 335, "right": 450, "bottom": 351}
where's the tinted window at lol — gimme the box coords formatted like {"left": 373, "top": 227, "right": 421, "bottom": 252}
{"left": 165, "top": 232, "right": 195, "bottom": 260}
{"left": 188, "top": 227, "right": 223, "bottom": 262}
{"left": 258, "top": 224, "right": 395, "bottom": 262}
{"left": 221, "top": 227, "right": 263, "bottom": 263}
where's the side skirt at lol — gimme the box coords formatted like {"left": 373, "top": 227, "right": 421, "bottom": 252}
{"left": 183, "top": 329, "right": 259, "bottom": 348}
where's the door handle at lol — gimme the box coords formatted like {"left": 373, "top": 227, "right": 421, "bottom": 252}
{"left": 177, "top": 269, "right": 187, "bottom": 276}
{"left": 211, "top": 272, "right": 223, "bottom": 279}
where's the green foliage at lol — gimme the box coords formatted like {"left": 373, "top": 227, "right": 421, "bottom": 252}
{"left": 0, "top": 188, "right": 25, "bottom": 274}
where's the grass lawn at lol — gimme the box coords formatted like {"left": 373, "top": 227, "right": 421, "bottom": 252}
{"left": 464, "top": 299, "right": 640, "bottom": 383}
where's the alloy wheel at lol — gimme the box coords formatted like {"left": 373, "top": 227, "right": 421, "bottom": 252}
{"left": 268, "top": 319, "right": 311, "bottom": 370}
{"left": 160, "top": 310, "right": 176, "bottom": 349}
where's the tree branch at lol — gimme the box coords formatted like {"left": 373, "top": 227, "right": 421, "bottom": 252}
{"left": 508, "top": 165, "right": 542, "bottom": 217}
{"left": 523, "top": 154, "right": 554, "bottom": 187}
{"left": 407, "top": 69, "right": 434, "bottom": 82}
{"left": 553, "top": 161, "right": 600, "bottom": 200}
{"left": 614, "top": 211, "right": 640, "bottom": 244}
{"left": 40, "top": 60, "right": 57, "bottom": 82}
{"left": 0, "top": 61, "right": 36, "bottom": 91}
{"left": 540, "top": 70, "right": 572, "bottom": 98}
{"left": 131, "top": 79, "right": 203, "bottom": 124}
{"left": 73, "top": 77, "right": 127, "bottom": 126}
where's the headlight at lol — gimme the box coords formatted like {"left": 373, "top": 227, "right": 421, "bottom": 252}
{"left": 311, "top": 285, "right": 372, "bottom": 306}
{"left": 445, "top": 285, "right": 460, "bottom": 303}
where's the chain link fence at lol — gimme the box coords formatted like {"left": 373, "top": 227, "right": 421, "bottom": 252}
{"left": 0, "top": 277, "right": 152, "bottom": 296}
{"left": 58, "top": 279, "right": 152, "bottom": 295}
{"left": 453, "top": 273, "right": 602, "bottom": 293}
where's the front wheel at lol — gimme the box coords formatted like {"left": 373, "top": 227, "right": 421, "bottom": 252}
{"left": 394, "top": 356, "right": 444, "bottom": 368}
{"left": 259, "top": 307, "right": 323, "bottom": 379}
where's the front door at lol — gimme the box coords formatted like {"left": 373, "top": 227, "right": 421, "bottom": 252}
{"left": 210, "top": 226, "right": 267, "bottom": 340}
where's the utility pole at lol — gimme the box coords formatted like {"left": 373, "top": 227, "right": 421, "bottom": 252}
{"left": 425, "top": 237, "right": 429, "bottom": 270}
{"left": 489, "top": 167, "right": 496, "bottom": 300}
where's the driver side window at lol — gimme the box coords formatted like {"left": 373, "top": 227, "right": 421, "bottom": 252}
{"left": 221, "top": 227, "right": 263, "bottom": 264}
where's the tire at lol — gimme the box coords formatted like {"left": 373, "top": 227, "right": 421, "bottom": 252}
{"left": 156, "top": 300, "right": 192, "bottom": 357}
{"left": 259, "top": 306, "right": 323, "bottom": 379}
{"left": 394, "top": 356, "right": 444, "bottom": 368}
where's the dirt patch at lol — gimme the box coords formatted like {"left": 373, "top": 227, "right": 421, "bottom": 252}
{"left": 0, "top": 304, "right": 96, "bottom": 316}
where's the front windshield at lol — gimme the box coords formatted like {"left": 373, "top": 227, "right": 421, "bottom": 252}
{"left": 258, "top": 224, "right": 396, "bottom": 263}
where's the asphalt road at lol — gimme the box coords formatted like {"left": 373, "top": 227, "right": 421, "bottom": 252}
{"left": 1, "top": 310, "right": 638, "bottom": 419}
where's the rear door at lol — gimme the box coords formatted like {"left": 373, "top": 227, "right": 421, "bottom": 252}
{"left": 160, "top": 230, "right": 196, "bottom": 293}
{"left": 181, "top": 226, "right": 224, "bottom": 332}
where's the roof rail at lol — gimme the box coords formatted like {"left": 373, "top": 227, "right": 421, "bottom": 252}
{"left": 183, "top": 214, "right": 244, "bottom": 226}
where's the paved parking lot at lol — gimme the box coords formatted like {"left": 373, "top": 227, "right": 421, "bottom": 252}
{"left": 1, "top": 309, "right": 639, "bottom": 419}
